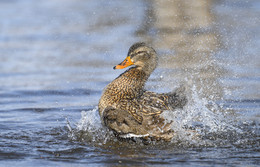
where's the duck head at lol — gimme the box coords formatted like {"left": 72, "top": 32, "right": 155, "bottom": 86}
{"left": 113, "top": 42, "right": 158, "bottom": 75}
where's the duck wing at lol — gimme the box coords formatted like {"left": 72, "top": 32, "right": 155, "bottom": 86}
{"left": 118, "top": 86, "right": 187, "bottom": 124}
{"left": 119, "top": 95, "right": 168, "bottom": 124}
{"left": 102, "top": 106, "right": 174, "bottom": 141}
{"left": 139, "top": 91, "right": 169, "bottom": 115}
{"left": 139, "top": 86, "right": 187, "bottom": 115}
{"left": 102, "top": 106, "right": 149, "bottom": 137}
{"left": 166, "top": 85, "right": 187, "bottom": 110}
{"left": 102, "top": 87, "right": 187, "bottom": 125}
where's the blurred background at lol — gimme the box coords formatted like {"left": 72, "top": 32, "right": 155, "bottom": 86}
{"left": 0, "top": 0, "right": 259, "bottom": 166}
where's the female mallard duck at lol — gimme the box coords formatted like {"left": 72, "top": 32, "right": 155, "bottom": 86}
{"left": 98, "top": 42, "right": 187, "bottom": 141}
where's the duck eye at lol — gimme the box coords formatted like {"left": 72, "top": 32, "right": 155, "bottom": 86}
{"left": 136, "top": 51, "right": 150, "bottom": 58}
{"left": 136, "top": 51, "right": 145, "bottom": 55}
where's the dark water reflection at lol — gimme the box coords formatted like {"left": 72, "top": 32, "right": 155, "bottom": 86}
{"left": 0, "top": 0, "right": 259, "bottom": 166}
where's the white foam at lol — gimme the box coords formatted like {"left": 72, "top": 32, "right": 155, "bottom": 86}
{"left": 119, "top": 133, "right": 149, "bottom": 138}
{"left": 76, "top": 106, "right": 102, "bottom": 132}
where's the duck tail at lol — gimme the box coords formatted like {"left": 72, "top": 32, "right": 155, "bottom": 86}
{"left": 167, "top": 85, "right": 187, "bottom": 110}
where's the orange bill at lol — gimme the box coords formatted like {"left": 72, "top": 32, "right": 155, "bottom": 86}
{"left": 113, "top": 56, "right": 134, "bottom": 69}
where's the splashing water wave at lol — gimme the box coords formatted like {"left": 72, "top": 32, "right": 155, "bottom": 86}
{"left": 67, "top": 85, "right": 259, "bottom": 148}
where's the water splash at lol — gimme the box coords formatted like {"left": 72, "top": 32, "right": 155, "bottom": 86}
{"left": 161, "top": 84, "right": 245, "bottom": 147}
{"left": 67, "top": 107, "right": 115, "bottom": 145}
{"left": 68, "top": 86, "right": 258, "bottom": 148}
{"left": 76, "top": 107, "right": 102, "bottom": 132}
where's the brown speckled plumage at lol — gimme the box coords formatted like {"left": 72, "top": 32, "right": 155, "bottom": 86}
{"left": 98, "top": 42, "right": 187, "bottom": 141}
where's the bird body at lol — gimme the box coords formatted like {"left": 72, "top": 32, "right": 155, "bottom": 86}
{"left": 98, "top": 43, "right": 187, "bottom": 141}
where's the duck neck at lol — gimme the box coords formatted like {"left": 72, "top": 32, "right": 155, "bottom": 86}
{"left": 136, "top": 63, "right": 157, "bottom": 77}
{"left": 118, "top": 67, "right": 149, "bottom": 92}
{"left": 126, "top": 67, "right": 150, "bottom": 83}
